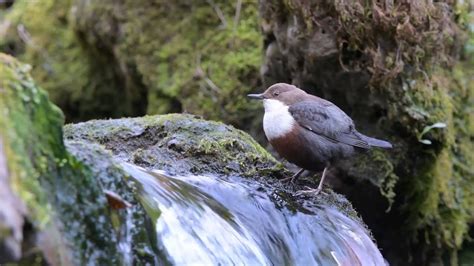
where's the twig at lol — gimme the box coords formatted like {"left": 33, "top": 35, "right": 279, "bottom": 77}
{"left": 204, "top": 77, "right": 221, "bottom": 94}
{"left": 17, "top": 24, "right": 51, "bottom": 63}
{"left": 195, "top": 54, "right": 221, "bottom": 94}
{"left": 231, "top": 0, "right": 242, "bottom": 45}
{"left": 17, "top": 24, "right": 33, "bottom": 46}
{"left": 206, "top": 0, "right": 227, "bottom": 29}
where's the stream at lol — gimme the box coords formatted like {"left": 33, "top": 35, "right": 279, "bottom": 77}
{"left": 120, "top": 163, "right": 386, "bottom": 266}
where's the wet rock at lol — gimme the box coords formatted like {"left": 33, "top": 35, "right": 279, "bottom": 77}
{"left": 64, "top": 113, "right": 387, "bottom": 264}
{"left": 64, "top": 113, "right": 367, "bottom": 222}
{"left": 0, "top": 53, "right": 126, "bottom": 264}
{"left": 65, "top": 141, "right": 157, "bottom": 264}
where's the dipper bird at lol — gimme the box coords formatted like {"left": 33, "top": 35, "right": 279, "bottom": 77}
{"left": 248, "top": 83, "right": 392, "bottom": 194}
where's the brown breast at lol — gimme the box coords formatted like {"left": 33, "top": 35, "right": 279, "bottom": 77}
{"left": 269, "top": 126, "right": 323, "bottom": 171}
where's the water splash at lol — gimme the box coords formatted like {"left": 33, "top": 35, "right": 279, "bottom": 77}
{"left": 117, "top": 209, "right": 133, "bottom": 266}
{"left": 121, "top": 163, "right": 386, "bottom": 266}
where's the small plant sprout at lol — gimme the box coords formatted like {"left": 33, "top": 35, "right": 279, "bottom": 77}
{"left": 418, "top": 122, "right": 447, "bottom": 145}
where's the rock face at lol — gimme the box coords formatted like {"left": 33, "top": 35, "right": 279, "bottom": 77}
{"left": 259, "top": 0, "right": 473, "bottom": 264}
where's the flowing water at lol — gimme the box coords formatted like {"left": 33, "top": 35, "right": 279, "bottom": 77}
{"left": 121, "top": 163, "right": 386, "bottom": 266}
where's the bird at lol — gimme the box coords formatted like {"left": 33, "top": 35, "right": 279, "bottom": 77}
{"left": 248, "top": 83, "right": 392, "bottom": 194}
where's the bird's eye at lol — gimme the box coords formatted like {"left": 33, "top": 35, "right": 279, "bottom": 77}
{"left": 273, "top": 91, "right": 280, "bottom": 96}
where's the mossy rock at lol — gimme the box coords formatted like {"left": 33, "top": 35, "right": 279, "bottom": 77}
{"left": 64, "top": 140, "right": 157, "bottom": 264}
{"left": 63, "top": 113, "right": 363, "bottom": 221}
{"left": 0, "top": 53, "right": 72, "bottom": 264}
{"left": 0, "top": 53, "right": 156, "bottom": 264}
{"left": 64, "top": 114, "right": 283, "bottom": 178}
{"left": 259, "top": 0, "right": 474, "bottom": 264}
{"left": 0, "top": 0, "right": 263, "bottom": 131}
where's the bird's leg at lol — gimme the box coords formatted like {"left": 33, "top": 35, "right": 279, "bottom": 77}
{"left": 316, "top": 166, "right": 328, "bottom": 192}
{"left": 296, "top": 165, "right": 329, "bottom": 196}
{"left": 281, "top": 168, "right": 305, "bottom": 183}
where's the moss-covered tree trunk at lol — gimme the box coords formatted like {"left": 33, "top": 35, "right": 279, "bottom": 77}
{"left": 259, "top": 0, "right": 473, "bottom": 264}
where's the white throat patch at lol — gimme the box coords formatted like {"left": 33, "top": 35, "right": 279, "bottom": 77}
{"left": 262, "top": 99, "right": 296, "bottom": 140}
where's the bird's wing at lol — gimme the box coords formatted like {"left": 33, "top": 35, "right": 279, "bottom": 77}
{"left": 289, "top": 100, "right": 370, "bottom": 149}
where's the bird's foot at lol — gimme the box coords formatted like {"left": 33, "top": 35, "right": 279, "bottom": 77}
{"left": 280, "top": 175, "right": 297, "bottom": 184}
{"left": 295, "top": 186, "right": 323, "bottom": 196}
{"left": 280, "top": 168, "right": 304, "bottom": 184}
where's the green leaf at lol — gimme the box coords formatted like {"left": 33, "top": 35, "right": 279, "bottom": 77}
{"left": 419, "top": 139, "right": 432, "bottom": 145}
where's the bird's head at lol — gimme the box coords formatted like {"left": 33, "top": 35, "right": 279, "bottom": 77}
{"left": 247, "top": 83, "right": 307, "bottom": 111}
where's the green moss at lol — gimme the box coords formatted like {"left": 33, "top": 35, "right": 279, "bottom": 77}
{"left": 0, "top": 53, "right": 63, "bottom": 226}
{"left": 0, "top": 0, "right": 147, "bottom": 122}
{"left": 398, "top": 61, "right": 473, "bottom": 255}
{"left": 118, "top": 0, "right": 263, "bottom": 128}
{"left": 1, "top": 0, "right": 262, "bottom": 128}
{"left": 64, "top": 113, "right": 283, "bottom": 178}
{"left": 0, "top": 53, "right": 130, "bottom": 264}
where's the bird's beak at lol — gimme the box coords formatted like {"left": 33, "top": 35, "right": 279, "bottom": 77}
{"left": 247, "top": 93, "right": 265, "bottom": 100}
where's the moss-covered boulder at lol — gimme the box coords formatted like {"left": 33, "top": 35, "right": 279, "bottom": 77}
{"left": 64, "top": 114, "right": 388, "bottom": 265}
{"left": 0, "top": 0, "right": 263, "bottom": 131}
{"left": 0, "top": 53, "right": 157, "bottom": 264}
{"left": 259, "top": 0, "right": 474, "bottom": 264}
{"left": 64, "top": 114, "right": 283, "bottom": 178}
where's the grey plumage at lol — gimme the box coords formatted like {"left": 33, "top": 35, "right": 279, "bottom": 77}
{"left": 289, "top": 100, "right": 371, "bottom": 149}
{"left": 289, "top": 100, "right": 392, "bottom": 150}
{"left": 355, "top": 132, "right": 393, "bottom": 148}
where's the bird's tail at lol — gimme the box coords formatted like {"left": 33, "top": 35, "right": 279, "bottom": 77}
{"left": 357, "top": 133, "right": 393, "bottom": 149}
